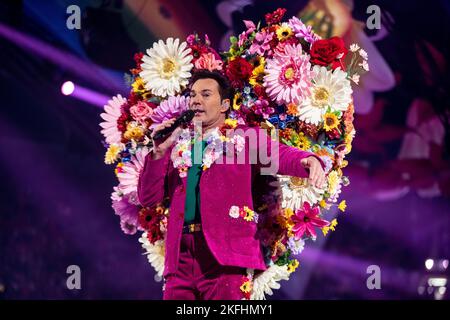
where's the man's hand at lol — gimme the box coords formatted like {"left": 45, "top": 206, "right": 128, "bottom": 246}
{"left": 150, "top": 118, "right": 182, "bottom": 160}
{"left": 300, "top": 156, "right": 326, "bottom": 188}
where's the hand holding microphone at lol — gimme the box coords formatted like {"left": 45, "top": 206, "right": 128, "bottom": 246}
{"left": 150, "top": 110, "right": 195, "bottom": 160}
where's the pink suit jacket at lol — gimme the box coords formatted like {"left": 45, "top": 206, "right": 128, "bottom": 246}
{"left": 137, "top": 125, "right": 324, "bottom": 277}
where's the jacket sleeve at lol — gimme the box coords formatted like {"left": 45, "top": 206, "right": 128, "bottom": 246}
{"left": 255, "top": 127, "right": 326, "bottom": 177}
{"left": 137, "top": 149, "right": 173, "bottom": 207}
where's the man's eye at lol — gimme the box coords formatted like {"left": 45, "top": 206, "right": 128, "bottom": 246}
{"left": 202, "top": 94, "right": 210, "bottom": 97}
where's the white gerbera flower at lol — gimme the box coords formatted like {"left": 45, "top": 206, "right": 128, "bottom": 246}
{"left": 140, "top": 38, "right": 193, "bottom": 98}
{"left": 273, "top": 175, "right": 325, "bottom": 211}
{"left": 117, "top": 147, "right": 151, "bottom": 195}
{"left": 139, "top": 233, "right": 165, "bottom": 277}
{"left": 99, "top": 95, "right": 127, "bottom": 144}
{"left": 250, "top": 265, "right": 290, "bottom": 300}
{"left": 298, "top": 66, "right": 352, "bottom": 125}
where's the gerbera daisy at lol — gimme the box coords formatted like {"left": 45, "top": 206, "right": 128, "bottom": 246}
{"left": 139, "top": 236, "right": 165, "bottom": 277}
{"left": 274, "top": 175, "right": 325, "bottom": 211}
{"left": 263, "top": 44, "right": 313, "bottom": 106}
{"left": 140, "top": 38, "right": 193, "bottom": 98}
{"left": 323, "top": 113, "right": 340, "bottom": 131}
{"left": 117, "top": 147, "right": 151, "bottom": 195}
{"left": 291, "top": 202, "right": 330, "bottom": 240}
{"left": 112, "top": 193, "right": 140, "bottom": 235}
{"left": 298, "top": 65, "right": 352, "bottom": 125}
{"left": 276, "top": 23, "right": 293, "bottom": 42}
{"left": 99, "top": 95, "right": 127, "bottom": 145}
{"left": 150, "top": 95, "right": 189, "bottom": 130}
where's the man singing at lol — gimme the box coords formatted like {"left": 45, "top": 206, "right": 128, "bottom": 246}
{"left": 137, "top": 70, "right": 326, "bottom": 300}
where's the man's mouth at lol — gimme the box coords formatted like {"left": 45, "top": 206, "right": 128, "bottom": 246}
{"left": 193, "top": 109, "right": 205, "bottom": 115}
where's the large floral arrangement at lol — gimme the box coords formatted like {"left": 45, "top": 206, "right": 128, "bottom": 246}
{"left": 100, "top": 8, "right": 368, "bottom": 299}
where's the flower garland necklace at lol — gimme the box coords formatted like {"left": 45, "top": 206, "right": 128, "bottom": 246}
{"left": 170, "top": 119, "right": 245, "bottom": 177}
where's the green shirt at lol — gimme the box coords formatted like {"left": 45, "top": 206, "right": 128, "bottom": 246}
{"left": 184, "top": 139, "right": 207, "bottom": 224}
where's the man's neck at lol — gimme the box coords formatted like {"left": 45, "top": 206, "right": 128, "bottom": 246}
{"left": 201, "top": 118, "right": 225, "bottom": 135}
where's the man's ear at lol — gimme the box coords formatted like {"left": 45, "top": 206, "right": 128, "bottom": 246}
{"left": 221, "top": 99, "right": 230, "bottom": 113}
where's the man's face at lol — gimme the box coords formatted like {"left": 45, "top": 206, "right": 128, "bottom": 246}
{"left": 189, "top": 78, "right": 226, "bottom": 127}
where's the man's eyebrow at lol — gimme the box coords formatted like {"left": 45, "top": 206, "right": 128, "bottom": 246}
{"left": 190, "top": 89, "right": 213, "bottom": 94}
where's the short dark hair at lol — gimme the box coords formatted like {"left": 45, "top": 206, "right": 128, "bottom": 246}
{"left": 189, "top": 69, "right": 234, "bottom": 102}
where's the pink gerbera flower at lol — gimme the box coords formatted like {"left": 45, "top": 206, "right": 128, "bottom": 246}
{"left": 291, "top": 202, "right": 330, "bottom": 240}
{"left": 99, "top": 94, "right": 127, "bottom": 144}
{"left": 150, "top": 95, "right": 189, "bottom": 130}
{"left": 112, "top": 192, "right": 141, "bottom": 235}
{"left": 117, "top": 147, "right": 151, "bottom": 195}
{"left": 263, "top": 44, "right": 313, "bottom": 106}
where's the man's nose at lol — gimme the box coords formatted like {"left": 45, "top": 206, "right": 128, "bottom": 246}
{"left": 190, "top": 97, "right": 201, "bottom": 106}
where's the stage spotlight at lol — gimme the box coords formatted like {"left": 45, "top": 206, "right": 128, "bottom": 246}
{"left": 61, "top": 81, "right": 75, "bottom": 95}
{"left": 425, "top": 259, "right": 434, "bottom": 270}
{"left": 61, "top": 81, "right": 110, "bottom": 107}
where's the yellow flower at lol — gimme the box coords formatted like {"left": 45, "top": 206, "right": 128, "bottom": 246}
{"left": 243, "top": 206, "right": 255, "bottom": 221}
{"left": 330, "top": 218, "right": 338, "bottom": 231}
{"left": 327, "top": 170, "right": 339, "bottom": 195}
{"left": 233, "top": 92, "right": 242, "bottom": 110}
{"left": 249, "top": 61, "right": 266, "bottom": 86}
{"left": 240, "top": 280, "right": 252, "bottom": 293}
{"left": 124, "top": 126, "right": 144, "bottom": 141}
{"left": 319, "top": 199, "right": 327, "bottom": 208}
{"left": 104, "top": 144, "right": 123, "bottom": 164}
{"left": 295, "top": 132, "right": 311, "bottom": 150}
{"left": 287, "top": 259, "right": 299, "bottom": 273}
{"left": 323, "top": 219, "right": 337, "bottom": 236}
{"left": 131, "top": 77, "right": 146, "bottom": 95}
{"left": 338, "top": 200, "right": 347, "bottom": 212}
{"left": 286, "top": 103, "right": 299, "bottom": 116}
{"left": 284, "top": 208, "right": 294, "bottom": 219}
{"left": 142, "top": 91, "right": 153, "bottom": 100}
{"left": 276, "top": 23, "right": 293, "bottom": 41}
{"left": 224, "top": 118, "right": 238, "bottom": 128}
{"left": 323, "top": 113, "right": 339, "bottom": 131}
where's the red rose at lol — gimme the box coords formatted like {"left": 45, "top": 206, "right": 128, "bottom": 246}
{"left": 310, "top": 37, "right": 348, "bottom": 70}
{"left": 265, "top": 8, "right": 287, "bottom": 25}
{"left": 225, "top": 57, "right": 253, "bottom": 89}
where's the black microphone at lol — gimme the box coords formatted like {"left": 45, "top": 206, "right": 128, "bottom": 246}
{"left": 152, "top": 109, "right": 196, "bottom": 142}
